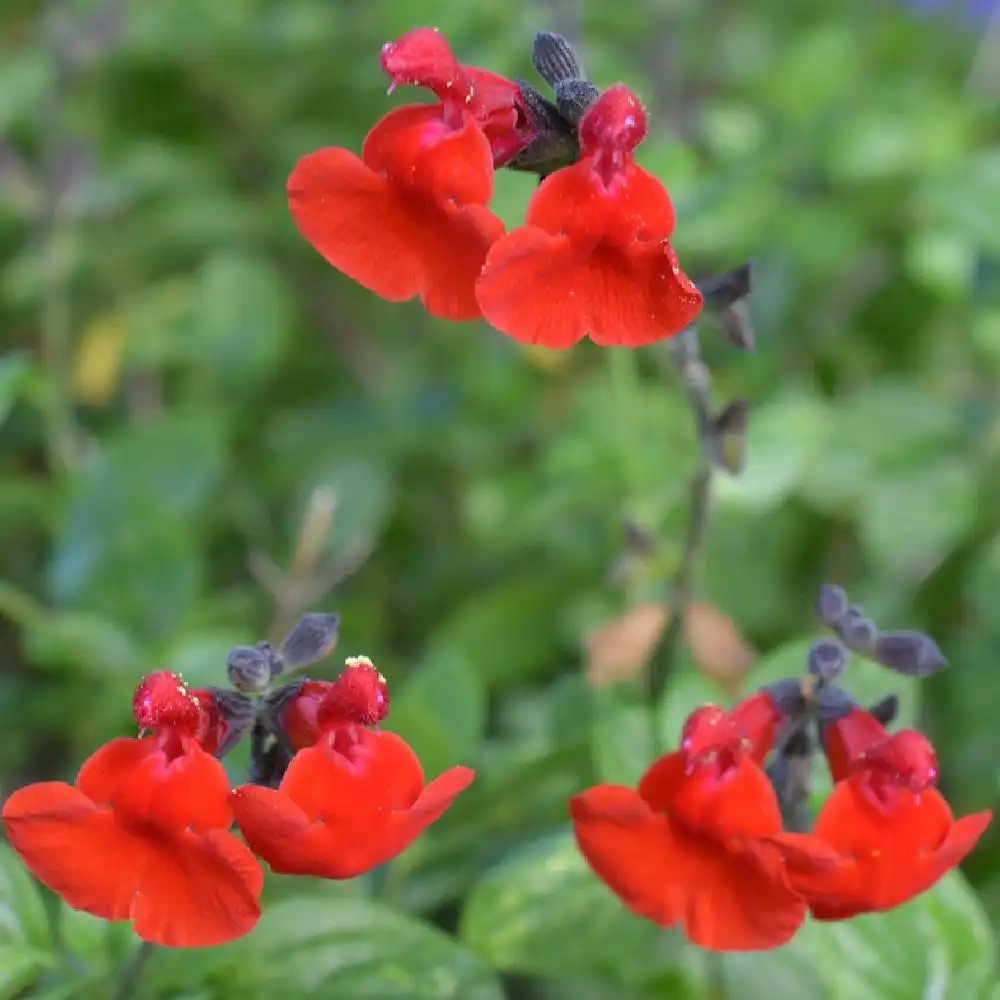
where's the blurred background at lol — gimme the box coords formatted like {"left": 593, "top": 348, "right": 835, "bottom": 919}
{"left": 2, "top": 0, "right": 1000, "bottom": 997}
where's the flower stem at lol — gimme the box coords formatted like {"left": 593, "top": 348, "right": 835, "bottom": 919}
{"left": 606, "top": 346, "right": 646, "bottom": 519}
{"left": 113, "top": 940, "right": 156, "bottom": 1000}
{"left": 645, "top": 328, "right": 716, "bottom": 708}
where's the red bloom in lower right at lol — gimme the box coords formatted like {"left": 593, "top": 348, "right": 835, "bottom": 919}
{"left": 789, "top": 709, "right": 992, "bottom": 920}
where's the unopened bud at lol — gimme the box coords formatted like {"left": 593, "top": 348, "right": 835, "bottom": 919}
{"left": 697, "top": 262, "right": 753, "bottom": 311}
{"left": 711, "top": 399, "right": 749, "bottom": 476}
{"left": 816, "top": 584, "right": 850, "bottom": 627}
{"left": 532, "top": 31, "right": 584, "bottom": 87}
{"left": 873, "top": 630, "right": 949, "bottom": 677}
{"left": 279, "top": 612, "right": 341, "bottom": 672}
{"left": 554, "top": 78, "right": 600, "bottom": 125}
{"left": 227, "top": 644, "right": 275, "bottom": 693}
{"left": 808, "top": 637, "right": 849, "bottom": 683}
{"left": 837, "top": 608, "right": 878, "bottom": 654}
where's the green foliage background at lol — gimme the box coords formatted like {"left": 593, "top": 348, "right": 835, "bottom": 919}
{"left": 2, "top": 0, "right": 1000, "bottom": 997}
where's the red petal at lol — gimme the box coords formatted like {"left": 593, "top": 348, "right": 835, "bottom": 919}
{"left": 280, "top": 680, "right": 333, "bottom": 750}
{"left": 281, "top": 729, "right": 426, "bottom": 822}
{"left": 289, "top": 144, "right": 503, "bottom": 321}
{"left": 231, "top": 784, "right": 379, "bottom": 878}
{"left": 799, "top": 782, "right": 990, "bottom": 918}
{"left": 361, "top": 106, "right": 495, "bottom": 206}
{"left": 571, "top": 785, "right": 807, "bottom": 951}
{"left": 824, "top": 708, "right": 888, "bottom": 782}
{"left": 79, "top": 738, "right": 233, "bottom": 832}
{"left": 2, "top": 783, "right": 262, "bottom": 946}
{"left": 731, "top": 692, "right": 785, "bottom": 764}
{"left": 231, "top": 759, "right": 472, "bottom": 880}
{"left": 638, "top": 753, "right": 784, "bottom": 840}
{"left": 476, "top": 229, "right": 702, "bottom": 349}
{"left": 130, "top": 829, "right": 262, "bottom": 948}
{"left": 526, "top": 159, "right": 676, "bottom": 245}
{"left": 3, "top": 782, "right": 139, "bottom": 921}
{"left": 380, "top": 765, "right": 475, "bottom": 857}
{"left": 380, "top": 28, "right": 460, "bottom": 95}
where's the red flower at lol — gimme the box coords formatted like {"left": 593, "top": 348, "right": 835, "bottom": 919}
{"left": 790, "top": 709, "right": 992, "bottom": 920}
{"left": 2, "top": 672, "right": 263, "bottom": 948}
{"left": 289, "top": 28, "right": 525, "bottom": 321}
{"left": 278, "top": 657, "right": 391, "bottom": 751}
{"left": 475, "top": 84, "right": 704, "bottom": 348}
{"left": 570, "top": 700, "right": 838, "bottom": 951}
{"left": 380, "top": 27, "right": 536, "bottom": 167}
{"left": 231, "top": 726, "right": 474, "bottom": 879}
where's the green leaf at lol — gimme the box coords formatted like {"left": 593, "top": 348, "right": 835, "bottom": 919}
{"left": 592, "top": 688, "right": 655, "bottom": 786}
{"left": 390, "top": 650, "right": 486, "bottom": 778}
{"left": 427, "top": 580, "right": 567, "bottom": 686}
{"left": 50, "top": 416, "right": 224, "bottom": 635}
{"left": 0, "top": 845, "right": 53, "bottom": 951}
{"left": 151, "top": 895, "right": 503, "bottom": 1000}
{"left": 717, "top": 389, "right": 831, "bottom": 512}
{"left": 461, "top": 833, "right": 698, "bottom": 991}
{"left": 22, "top": 611, "right": 143, "bottom": 677}
{"left": 0, "top": 354, "right": 41, "bottom": 431}
{"left": 801, "top": 872, "right": 994, "bottom": 999}
{"left": 194, "top": 252, "right": 293, "bottom": 393}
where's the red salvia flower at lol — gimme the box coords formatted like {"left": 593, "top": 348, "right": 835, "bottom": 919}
{"left": 475, "top": 83, "right": 704, "bottom": 348}
{"left": 278, "top": 656, "right": 391, "bottom": 751}
{"left": 789, "top": 709, "right": 993, "bottom": 920}
{"left": 570, "top": 699, "right": 838, "bottom": 952}
{"left": 2, "top": 671, "right": 263, "bottom": 948}
{"left": 231, "top": 660, "right": 473, "bottom": 879}
{"left": 288, "top": 28, "right": 521, "bottom": 321}
{"left": 380, "top": 27, "right": 537, "bottom": 167}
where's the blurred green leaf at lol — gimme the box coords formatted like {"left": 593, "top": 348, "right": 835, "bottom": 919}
{"left": 21, "top": 610, "right": 142, "bottom": 677}
{"left": 193, "top": 252, "right": 294, "bottom": 394}
{"left": 592, "top": 688, "right": 655, "bottom": 786}
{"left": 801, "top": 872, "right": 995, "bottom": 999}
{"left": 391, "top": 650, "right": 487, "bottom": 778}
{"left": 151, "top": 895, "right": 503, "bottom": 1000}
{"left": 461, "top": 832, "right": 699, "bottom": 991}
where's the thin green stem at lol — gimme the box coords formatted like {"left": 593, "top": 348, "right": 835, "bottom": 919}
{"left": 113, "top": 940, "right": 156, "bottom": 1000}
{"left": 645, "top": 328, "right": 717, "bottom": 732}
{"left": 606, "top": 346, "right": 646, "bottom": 517}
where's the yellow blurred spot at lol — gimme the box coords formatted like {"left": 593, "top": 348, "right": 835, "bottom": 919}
{"left": 522, "top": 345, "right": 573, "bottom": 373}
{"left": 73, "top": 313, "right": 127, "bottom": 405}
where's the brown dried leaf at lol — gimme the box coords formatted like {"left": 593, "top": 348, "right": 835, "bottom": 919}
{"left": 584, "top": 603, "right": 669, "bottom": 688}
{"left": 683, "top": 603, "right": 757, "bottom": 693}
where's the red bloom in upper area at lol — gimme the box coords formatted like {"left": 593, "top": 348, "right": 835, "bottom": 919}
{"left": 475, "top": 84, "right": 704, "bottom": 348}
{"left": 2, "top": 672, "right": 263, "bottom": 948}
{"left": 380, "top": 27, "right": 536, "bottom": 167}
{"left": 278, "top": 657, "right": 391, "bottom": 751}
{"left": 231, "top": 726, "right": 474, "bottom": 879}
{"left": 571, "top": 700, "right": 837, "bottom": 951}
{"left": 289, "top": 27, "right": 529, "bottom": 322}
{"left": 790, "top": 709, "right": 992, "bottom": 920}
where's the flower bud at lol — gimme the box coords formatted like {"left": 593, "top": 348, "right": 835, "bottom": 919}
{"left": 873, "top": 630, "right": 949, "bottom": 677}
{"left": 279, "top": 613, "right": 341, "bottom": 672}
{"left": 815, "top": 584, "right": 850, "bottom": 628}
{"left": 532, "top": 31, "right": 584, "bottom": 87}
{"left": 808, "top": 637, "right": 849, "bottom": 683}
{"left": 227, "top": 645, "right": 275, "bottom": 693}
{"left": 837, "top": 608, "right": 878, "bottom": 654}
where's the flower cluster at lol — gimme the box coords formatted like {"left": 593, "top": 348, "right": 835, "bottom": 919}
{"left": 289, "top": 28, "right": 703, "bottom": 348}
{"left": 2, "top": 617, "right": 473, "bottom": 948}
{"left": 570, "top": 587, "right": 993, "bottom": 951}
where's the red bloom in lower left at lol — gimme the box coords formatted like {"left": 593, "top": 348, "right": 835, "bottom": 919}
{"left": 2, "top": 672, "right": 263, "bottom": 947}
